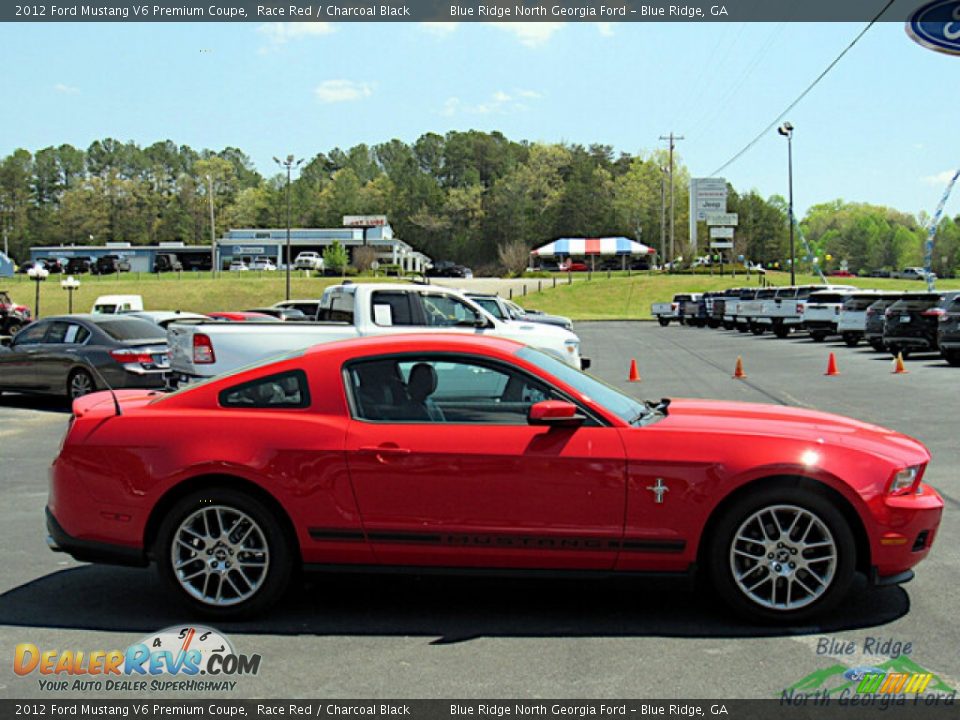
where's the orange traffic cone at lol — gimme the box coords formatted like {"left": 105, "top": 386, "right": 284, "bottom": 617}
{"left": 892, "top": 352, "right": 908, "bottom": 374}
{"left": 824, "top": 352, "right": 840, "bottom": 376}
{"left": 628, "top": 358, "right": 641, "bottom": 382}
{"left": 733, "top": 356, "right": 747, "bottom": 379}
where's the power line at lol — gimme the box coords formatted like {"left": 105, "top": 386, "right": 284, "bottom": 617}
{"left": 708, "top": 0, "right": 897, "bottom": 177}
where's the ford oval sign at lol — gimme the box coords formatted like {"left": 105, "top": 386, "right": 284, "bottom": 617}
{"left": 907, "top": 0, "right": 960, "bottom": 55}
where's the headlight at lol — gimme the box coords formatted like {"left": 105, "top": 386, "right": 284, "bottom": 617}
{"left": 564, "top": 339, "right": 580, "bottom": 355}
{"left": 889, "top": 465, "right": 923, "bottom": 495}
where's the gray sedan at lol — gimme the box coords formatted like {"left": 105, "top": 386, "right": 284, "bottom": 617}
{"left": 0, "top": 315, "right": 169, "bottom": 400}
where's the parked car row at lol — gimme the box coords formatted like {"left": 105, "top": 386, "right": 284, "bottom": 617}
{"left": 653, "top": 286, "right": 960, "bottom": 365}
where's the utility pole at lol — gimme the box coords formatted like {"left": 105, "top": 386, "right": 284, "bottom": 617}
{"left": 206, "top": 175, "right": 216, "bottom": 276}
{"left": 658, "top": 166, "right": 667, "bottom": 266}
{"left": 273, "top": 155, "right": 304, "bottom": 301}
{"left": 660, "top": 132, "right": 684, "bottom": 264}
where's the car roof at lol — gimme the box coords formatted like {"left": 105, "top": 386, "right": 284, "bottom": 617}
{"left": 303, "top": 332, "right": 524, "bottom": 360}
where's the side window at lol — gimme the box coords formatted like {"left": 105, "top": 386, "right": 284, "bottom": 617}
{"left": 347, "top": 356, "right": 569, "bottom": 425}
{"left": 420, "top": 294, "right": 480, "bottom": 327}
{"left": 13, "top": 322, "right": 49, "bottom": 346}
{"left": 219, "top": 370, "right": 310, "bottom": 409}
{"left": 64, "top": 324, "right": 91, "bottom": 344}
{"left": 371, "top": 291, "right": 417, "bottom": 326}
{"left": 45, "top": 322, "right": 71, "bottom": 344}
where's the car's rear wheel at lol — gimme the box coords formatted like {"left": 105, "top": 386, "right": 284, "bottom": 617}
{"left": 67, "top": 369, "right": 95, "bottom": 399}
{"left": 750, "top": 323, "right": 765, "bottom": 336}
{"left": 810, "top": 331, "right": 828, "bottom": 342}
{"left": 869, "top": 339, "right": 884, "bottom": 352}
{"left": 736, "top": 324, "right": 749, "bottom": 334}
{"left": 707, "top": 483, "right": 856, "bottom": 623}
{"left": 943, "top": 350, "right": 960, "bottom": 366}
{"left": 723, "top": 321, "right": 735, "bottom": 331}
{"left": 156, "top": 487, "right": 293, "bottom": 619}
{"left": 842, "top": 333, "right": 859, "bottom": 347}
{"left": 658, "top": 318, "right": 670, "bottom": 327}
{"left": 773, "top": 325, "right": 790, "bottom": 339}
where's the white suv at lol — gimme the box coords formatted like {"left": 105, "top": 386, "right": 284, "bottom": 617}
{"left": 294, "top": 252, "right": 324, "bottom": 271}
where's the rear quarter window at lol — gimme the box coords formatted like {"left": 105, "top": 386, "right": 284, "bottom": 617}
{"left": 219, "top": 370, "right": 310, "bottom": 409}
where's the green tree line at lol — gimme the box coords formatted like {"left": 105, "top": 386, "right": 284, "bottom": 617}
{"left": 0, "top": 132, "right": 955, "bottom": 275}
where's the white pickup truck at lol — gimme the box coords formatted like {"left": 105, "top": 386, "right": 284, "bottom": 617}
{"left": 168, "top": 283, "right": 589, "bottom": 383}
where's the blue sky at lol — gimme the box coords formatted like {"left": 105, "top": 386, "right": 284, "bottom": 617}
{"left": 1, "top": 20, "right": 957, "bottom": 216}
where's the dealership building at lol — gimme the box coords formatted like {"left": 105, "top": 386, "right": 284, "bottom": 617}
{"left": 27, "top": 216, "right": 432, "bottom": 273}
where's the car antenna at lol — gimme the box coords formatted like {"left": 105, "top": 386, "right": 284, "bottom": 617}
{"left": 82, "top": 356, "right": 122, "bottom": 416}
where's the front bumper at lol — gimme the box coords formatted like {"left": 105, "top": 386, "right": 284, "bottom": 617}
{"left": 870, "top": 484, "right": 943, "bottom": 577}
{"left": 45, "top": 507, "right": 147, "bottom": 568}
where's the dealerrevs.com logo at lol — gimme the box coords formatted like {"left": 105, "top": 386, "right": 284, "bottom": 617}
{"left": 14, "top": 625, "right": 261, "bottom": 692}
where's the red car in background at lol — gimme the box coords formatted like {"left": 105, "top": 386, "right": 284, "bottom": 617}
{"left": 206, "top": 311, "right": 280, "bottom": 323}
{"left": 559, "top": 260, "right": 589, "bottom": 272}
{"left": 46, "top": 334, "right": 942, "bottom": 621}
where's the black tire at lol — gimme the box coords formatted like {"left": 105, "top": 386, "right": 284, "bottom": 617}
{"left": 723, "top": 321, "right": 735, "bottom": 331}
{"left": 842, "top": 333, "right": 859, "bottom": 348}
{"left": 943, "top": 350, "right": 960, "bottom": 366}
{"left": 658, "top": 317, "right": 670, "bottom": 327}
{"left": 736, "top": 324, "right": 749, "bottom": 334}
{"left": 66, "top": 369, "right": 95, "bottom": 400}
{"left": 868, "top": 339, "right": 884, "bottom": 352}
{"left": 707, "top": 319, "right": 721, "bottom": 329}
{"left": 750, "top": 323, "right": 765, "bottom": 336}
{"left": 155, "top": 486, "right": 294, "bottom": 619}
{"left": 773, "top": 325, "right": 790, "bottom": 339}
{"left": 4, "top": 320, "right": 22, "bottom": 336}
{"left": 706, "top": 481, "right": 857, "bottom": 623}
{"left": 810, "top": 331, "right": 827, "bottom": 343}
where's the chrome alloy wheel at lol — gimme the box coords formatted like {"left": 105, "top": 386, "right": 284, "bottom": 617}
{"left": 729, "top": 504, "right": 837, "bottom": 611}
{"left": 69, "top": 372, "right": 94, "bottom": 398}
{"left": 171, "top": 506, "right": 270, "bottom": 607}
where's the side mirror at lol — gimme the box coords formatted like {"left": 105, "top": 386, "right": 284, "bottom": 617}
{"left": 474, "top": 315, "right": 493, "bottom": 329}
{"left": 528, "top": 400, "right": 585, "bottom": 427}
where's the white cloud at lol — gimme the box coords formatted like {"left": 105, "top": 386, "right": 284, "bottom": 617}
{"left": 258, "top": 22, "right": 336, "bottom": 48}
{"left": 596, "top": 22, "right": 615, "bottom": 37}
{"left": 315, "top": 79, "right": 374, "bottom": 103}
{"left": 923, "top": 170, "right": 958, "bottom": 186}
{"left": 441, "top": 89, "right": 543, "bottom": 116}
{"left": 54, "top": 83, "right": 79, "bottom": 94}
{"left": 420, "top": 22, "right": 459, "bottom": 36}
{"left": 485, "top": 22, "right": 565, "bottom": 48}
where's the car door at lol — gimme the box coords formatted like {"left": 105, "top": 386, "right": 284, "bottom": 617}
{"left": 342, "top": 353, "right": 627, "bottom": 570}
{"left": 0, "top": 321, "right": 50, "bottom": 390}
{"left": 32, "top": 320, "right": 92, "bottom": 392}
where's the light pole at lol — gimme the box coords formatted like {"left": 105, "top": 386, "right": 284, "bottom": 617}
{"left": 61, "top": 276, "right": 80, "bottom": 314}
{"left": 206, "top": 174, "right": 216, "bottom": 277}
{"left": 27, "top": 265, "right": 49, "bottom": 318}
{"left": 778, "top": 121, "right": 795, "bottom": 285}
{"left": 658, "top": 165, "right": 667, "bottom": 268}
{"left": 273, "top": 154, "right": 304, "bottom": 301}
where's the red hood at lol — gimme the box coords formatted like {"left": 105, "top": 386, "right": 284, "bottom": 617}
{"left": 659, "top": 398, "right": 930, "bottom": 466}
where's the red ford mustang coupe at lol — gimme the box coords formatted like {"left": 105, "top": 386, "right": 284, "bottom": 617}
{"left": 46, "top": 334, "right": 942, "bottom": 621}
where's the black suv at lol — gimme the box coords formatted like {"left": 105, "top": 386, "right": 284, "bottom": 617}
{"left": 864, "top": 294, "right": 903, "bottom": 351}
{"left": 65, "top": 256, "right": 93, "bottom": 274}
{"left": 883, "top": 291, "right": 960, "bottom": 357}
{"left": 93, "top": 254, "right": 126, "bottom": 275}
{"left": 154, "top": 253, "right": 183, "bottom": 273}
{"left": 936, "top": 293, "right": 960, "bottom": 366}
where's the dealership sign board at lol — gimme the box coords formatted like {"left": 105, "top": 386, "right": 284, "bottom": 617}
{"left": 689, "top": 178, "right": 727, "bottom": 251}
{"left": 343, "top": 215, "right": 388, "bottom": 227}
{"left": 710, "top": 241, "right": 734, "bottom": 249}
{"left": 906, "top": 0, "right": 960, "bottom": 56}
{"left": 706, "top": 213, "right": 739, "bottom": 226}
{"left": 710, "top": 227, "right": 734, "bottom": 239}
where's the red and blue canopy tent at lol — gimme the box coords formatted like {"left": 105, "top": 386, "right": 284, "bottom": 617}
{"left": 530, "top": 237, "right": 656, "bottom": 270}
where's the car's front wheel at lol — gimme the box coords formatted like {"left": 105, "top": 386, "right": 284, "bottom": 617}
{"left": 156, "top": 487, "right": 294, "bottom": 619}
{"left": 658, "top": 317, "right": 670, "bottom": 327}
{"left": 707, "top": 483, "right": 856, "bottom": 623}
{"left": 942, "top": 350, "right": 960, "bottom": 366}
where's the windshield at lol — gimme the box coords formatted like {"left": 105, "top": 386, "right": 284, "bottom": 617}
{"left": 471, "top": 297, "right": 505, "bottom": 319}
{"left": 517, "top": 346, "right": 650, "bottom": 425}
{"left": 93, "top": 317, "right": 165, "bottom": 341}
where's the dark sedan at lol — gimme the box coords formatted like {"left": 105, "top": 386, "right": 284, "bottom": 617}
{"left": 864, "top": 294, "right": 903, "bottom": 351}
{"left": 883, "top": 291, "right": 960, "bottom": 358}
{"left": 936, "top": 293, "right": 960, "bottom": 366}
{"left": 0, "top": 315, "right": 169, "bottom": 400}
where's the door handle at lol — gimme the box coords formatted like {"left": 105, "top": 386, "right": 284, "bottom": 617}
{"left": 360, "top": 445, "right": 411, "bottom": 455}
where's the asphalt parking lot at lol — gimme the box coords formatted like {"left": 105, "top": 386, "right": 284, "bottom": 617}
{"left": 0, "top": 322, "right": 957, "bottom": 699}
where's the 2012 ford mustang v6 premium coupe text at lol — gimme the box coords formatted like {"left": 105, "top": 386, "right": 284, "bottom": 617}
{"left": 46, "top": 334, "right": 942, "bottom": 622}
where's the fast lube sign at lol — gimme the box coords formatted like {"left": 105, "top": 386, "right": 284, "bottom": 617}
{"left": 907, "top": 0, "right": 960, "bottom": 56}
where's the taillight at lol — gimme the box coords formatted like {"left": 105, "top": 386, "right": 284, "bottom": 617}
{"left": 885, "top": 309, "right": 895, "bottom": 318}
{"left": 921, "top": 308, "right": 945, "bottom": 318}
{"left": 797, "top": 303, "right": 805, "bottom": 313}
{"left": 193, "top": 333, "right": 215, "bottom": 364}
{"left": 866, "top": 308, "right": 875, "bottom": 317}
{"left": 109, "top": 349, "right": 157, "bottom": 364}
